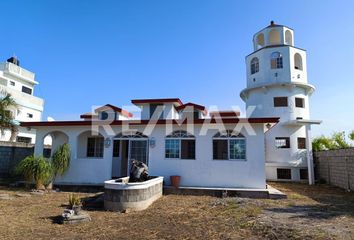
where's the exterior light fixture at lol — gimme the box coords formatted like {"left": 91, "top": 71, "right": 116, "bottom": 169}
{"left": 266, "top": 123, "right": 272, "bottom": 129}
{"left": 149, "top": 137, "right": 156, "bottom": 148}
{"left": 104, "top": 137, "right": 111, "bottom": 148}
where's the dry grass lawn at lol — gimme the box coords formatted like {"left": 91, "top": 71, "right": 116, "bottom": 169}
{"left": 0, "top": 182, "right": 353, "bottom": 240}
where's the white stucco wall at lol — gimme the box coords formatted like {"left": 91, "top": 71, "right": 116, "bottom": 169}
{"left": 32, "top": 123, "right": 267, "bottom": 188}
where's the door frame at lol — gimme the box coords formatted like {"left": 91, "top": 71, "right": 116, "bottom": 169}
{"left": 112, "top": 137, "right": 149, "bottom": 176}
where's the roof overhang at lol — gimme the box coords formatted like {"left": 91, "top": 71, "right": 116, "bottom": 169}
{"left": 131, "top": 98, "right": 183, "bottom": 107}
{"left": 21, "top": 117, "right": 279, "bottom": 128}
{"left": 240, "top": 82, "right": 316, "bottom": 101}
{"left": 210, "top": 111, "right": 241, "bottom": 118}
{"left": 283, "top": 119, "right": 322, "bottom": 127}
{"left": 94, "top": 104, "right": 133, "bottom": 118}
{"left": 175, "top": 102, "right": 207, "bottom": 115}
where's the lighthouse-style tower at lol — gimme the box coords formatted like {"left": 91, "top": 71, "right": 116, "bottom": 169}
{"left": 240, "top": 21, "right": 321, "bottom": 183}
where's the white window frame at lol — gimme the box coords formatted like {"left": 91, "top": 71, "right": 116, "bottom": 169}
{"left": 165, "top": 131, "right": 196, "bottom": 160}
{"left": 213, "top": 130, "right": 247, "bottom": 161}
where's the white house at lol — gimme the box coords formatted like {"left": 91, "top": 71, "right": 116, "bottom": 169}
{"left": 0, "top": 56, "right": 44, "bottom": 144}
{"left": 21, "top": 22, "right": 319, "bottom": 188}
{"left": 240, "top": 21, "right": 321, "bottom": 183}
{"left": 22, "top": 99, "right": 279, "bottom": 189}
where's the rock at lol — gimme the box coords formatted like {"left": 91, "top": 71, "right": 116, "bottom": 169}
{"left": 30, "top": 190, "right": 45, "bottom": 196}
{"left": 61, "top": 211, "right": 91, "bottom": 224}
{"left": 121, "top": 209, "right": 131, "bottom": 214}
{"left": 0, "top": 193, "right": 14, "bottom": 200}
{"left": 62, "top": 209, "right": 75, "bottom": 219}
{"left": 15, "top": 193, "right": 31, "bottom": 197}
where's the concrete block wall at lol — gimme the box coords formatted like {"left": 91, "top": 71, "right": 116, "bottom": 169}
{"left": 0, "top": 141, "right": 34, "bottom": 177}
{"left": 314, "top": 148, "right": 354, "bottom": 191}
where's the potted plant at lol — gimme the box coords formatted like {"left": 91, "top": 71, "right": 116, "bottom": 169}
{"left": 170, "top": 175, "right": 181, "bottom": 188}
{"left": 69, "top": 194, "right": 81, "bottom": 215}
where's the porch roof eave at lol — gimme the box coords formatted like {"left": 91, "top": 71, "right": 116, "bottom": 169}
{"left": 20, "top": 117, "right": 279, "bottom": 128}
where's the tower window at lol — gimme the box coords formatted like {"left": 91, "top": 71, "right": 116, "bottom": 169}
{"left": 256, "top": 33, "right": 265, "bottom": 49}
{"left": 277, "top": 168, "right": 292, "bottom": 180}
{"left": 271, "top": 52, "right": 283, "bottom": 69}
{"left": 294, "top": 53, "right": 303, "bottom": 70}
{"left": 269, "top": 29, "right": 281, "bottom": 45}
{"left": 27, "top": 113, "right": 33, "bottom": 118}
{"left": 285, "top": 30, "right": 293, "bottom": 45}
{"left": 295, "top": 98, "right": 305, "bottom": 108}
{"left": 300, "top": 169, "right": 308, "bottom": 180}
{"left": 297, "top": 137, "right": 306, "bottom": 149}
{"left": 274, "top": 97, "right": 288, "bottom": 107}
{"left": 10, "top": 81, "right": 15, "bottom": 86}
{"left": 22, "top": 86, "right": 32, "bottom": 95}
{"left": 250, "top": 57, "right": 259, "bottom": 74}
{"left": 275, "top": 137, "right": 290, "bottom": 148}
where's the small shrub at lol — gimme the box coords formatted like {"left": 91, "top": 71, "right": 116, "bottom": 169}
{"left": 52, "top": 143, "right": 71, "bottom": 181}
{"left": 349, "top": 131, "right": 354, "bottom": 141}
{"left": 69, "top": 194, "right": 81, "bottom": 207}
{"left": 16, "top": 155, "right": 52, "bottom": 189}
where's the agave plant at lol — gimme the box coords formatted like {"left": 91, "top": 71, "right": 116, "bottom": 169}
{"left": 16, "top": 155, "right": 53, "bottom": 189}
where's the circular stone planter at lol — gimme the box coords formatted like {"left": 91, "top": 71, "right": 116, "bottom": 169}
{"left": 104, "top": 176, "right": 163, "bottom": 212}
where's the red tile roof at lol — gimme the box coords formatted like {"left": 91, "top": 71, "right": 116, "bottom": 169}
{"left": 94, "top": 104, "right": 133, "bottom": 118}
{"left": 175, "top": 102, "right": 207, "bottom": 115}
{"left": 131, "top": 98, "right": 183, "bottom": 107}
{"left": 210, "top": 111, "right": 241, "bottom": 118}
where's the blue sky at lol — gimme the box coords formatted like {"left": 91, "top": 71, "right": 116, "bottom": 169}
{"left": 1, "top": 0, "right": 354, "bottom": 137}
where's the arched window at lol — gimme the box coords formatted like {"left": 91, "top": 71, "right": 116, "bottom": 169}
{"left": 250, "top": 57, "right": 259, "bottom": 74}
{"left": 271, "top": 52, "right": 283, "bottom": 69}
{"left": 114, "top": 131, "right": 148, "bottom": 138}
{"left": 294, "top": 53, "right": 303, "bottom": 70}
{"left": 165, "top": 130, "right": 195, "bottom": 159}
{"left": 269, "top": 29, "right": 281, "bottom": 44}
{"left": 285, "top": 30, "right": 293, "bottom": 45}
{"left": 256, "top": 33, "right": 265, "bottom": 49}
{"left": 213, "top": 130, "right": 246, "bottom": 160}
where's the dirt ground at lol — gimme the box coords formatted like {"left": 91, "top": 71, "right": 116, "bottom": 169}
{"left": 0, "top": 182, "right": 353, "bottom": 240}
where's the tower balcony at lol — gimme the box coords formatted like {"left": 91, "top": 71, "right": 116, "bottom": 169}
{"left": 0, "top": 85, "right": 44, "bottom": 111}
{"left": 0, "top": 62, "right": 37, "bottom": 84}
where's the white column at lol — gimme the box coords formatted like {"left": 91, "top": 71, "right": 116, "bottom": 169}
{"left": 34, "top": 130, "right": 45, "bottom": 156}
{"left": 305, "top": 124, "right": 315, "bottom": 185}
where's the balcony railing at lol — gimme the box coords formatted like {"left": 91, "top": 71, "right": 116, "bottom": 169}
{"left": 0, "top": 62, "right": 36, "bottom": 83}
{"left": 0, "top": 85, "right": 44, "bottom": 110}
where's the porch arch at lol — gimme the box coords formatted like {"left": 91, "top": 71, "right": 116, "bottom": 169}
{"left": 77, "top": 130, "right": 104, "bottom": 158}
{"left": 42, "top": 131, "right": 69, "bottom": 158}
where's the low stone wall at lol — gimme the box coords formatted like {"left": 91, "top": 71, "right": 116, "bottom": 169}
{"left": 0, "top": 141, "right": 34, "bottom": 178}
{"left": 104, "top": 177, "right": 163, "bottom": 212}
{"left": 314, "top": 148, "right": 354, "bottom": 191}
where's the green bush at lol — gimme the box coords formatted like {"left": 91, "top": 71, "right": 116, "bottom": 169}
{"left": 16, "top": 155, "right": 53, "bottom": 189}
{"left": 312, "top": 131, "right": 353, "bottom": 151}
{"left": 349, "top": 131, "right": 354, "bottom": 141}
{"left": 52, "top": 143, "right": 71, "bottom": 181}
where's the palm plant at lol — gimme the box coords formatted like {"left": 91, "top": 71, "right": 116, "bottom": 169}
{"left": 0, "top": 91, "right": 19, "bottom": 141}
{"left": 51, "top": 143, "right": 71, "bottom": 182}
{"left": 16, "top": 155, "right": 53, "bottom": 189}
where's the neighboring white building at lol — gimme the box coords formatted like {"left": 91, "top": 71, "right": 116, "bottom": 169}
{"left": 0, "top": 57, "right": 44, "bottom": 144}
{"left": 240, "top": 21, "right": 321, "bottom": 183}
